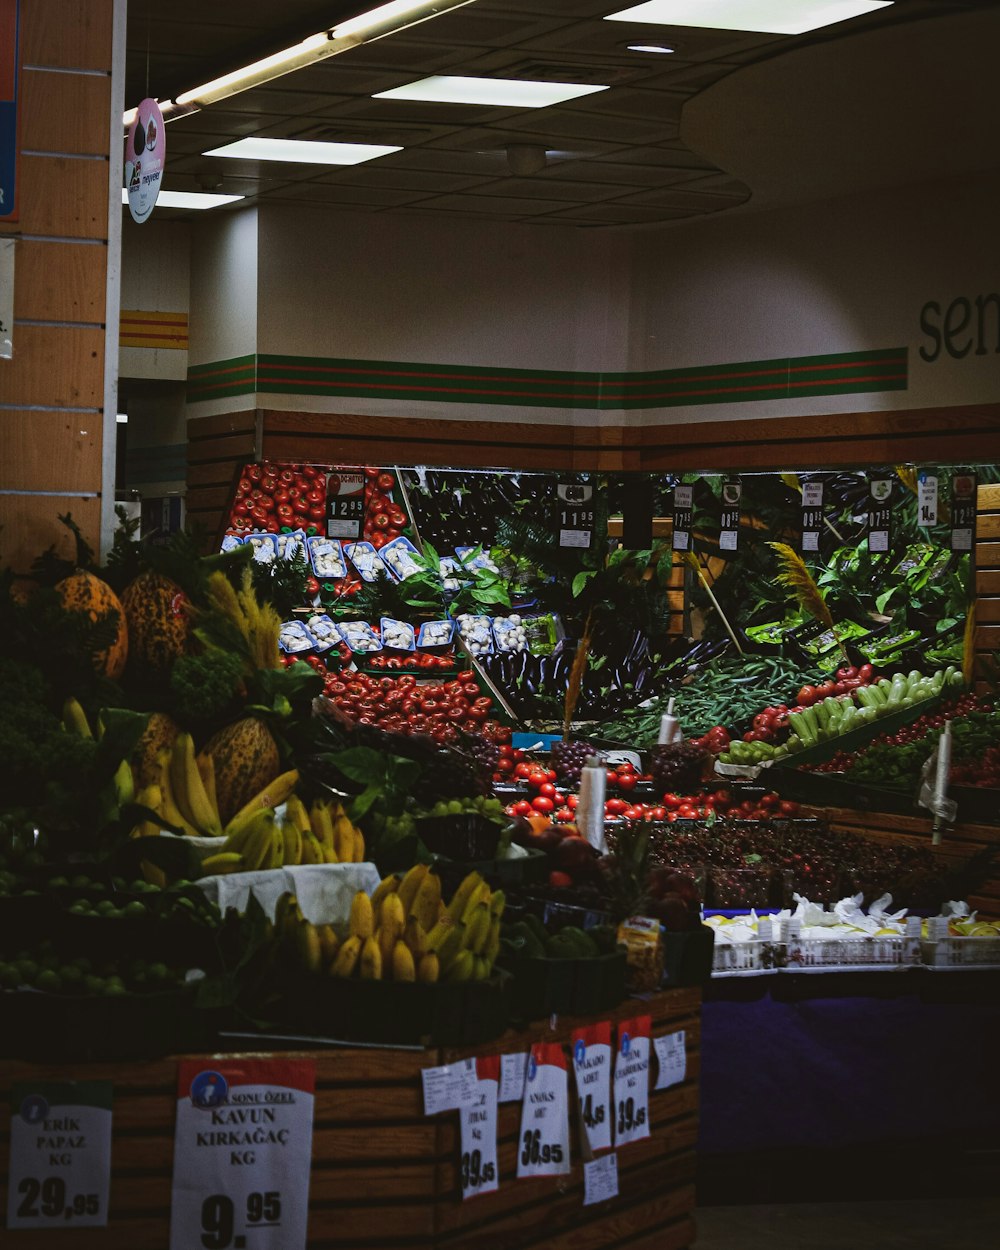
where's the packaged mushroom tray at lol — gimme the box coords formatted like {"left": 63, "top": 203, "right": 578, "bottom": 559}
{"left": 306, "top": 613, "right": 341, "bottom": 652}
{"left": 379, "top": 534, "right": 424, "bottom": 580}
{"left": 279, "top": 618, "right": 320, "bottom": 654}
{"left": 492, "top": 613, "right": 528, "bottom": 653}
{"left": 455, "top": 613, "right": 495, "bottom": 657}
{"left": 337, "top": 620, "right": 383, "bottom": 653}
{"left": 307, "top": 536, "right": 348, "bottom": 580}
{"left": 275, "top": 530, "right": 308, "bottom": 562}
{"left": 380, "top": 617, "right": 416, "bottom": 651}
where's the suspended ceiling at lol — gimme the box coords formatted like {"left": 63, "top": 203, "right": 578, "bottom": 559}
{"left": 124, "top": 0, "right": 1000, "bottom": 227}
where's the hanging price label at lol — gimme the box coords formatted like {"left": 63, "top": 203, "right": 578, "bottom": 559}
{"left": 558, "top": 483, "right": 595, "bottom": 549}
{"left": 422, "top": 1059, "right": 478, "bottom": 1116}
{"left": 583, "top": 1152, "right": 619, "bottom": 1206}
{"left": 950, "top": 472, "right": 977, "bottom": 552}
{"left": 499, "top": 1052, "right": 528, "bottom": 1103}
{"left": 326, "top": 471, "right": 365, "bottom": 539}
{"left": 719, "top": 478, "right": 742, "bottom": 552}
{"left": 868, "top": 476, "right": 893, "bottom": 553}
{"left": 517, "top": 1043, "right": 570, "bottom": 1178}
{"left": 918, "top": 474, "right": 939, "bottom": 528}
{"left": 801, "top": 480, "right": 824, "bottom": 552}
{"left": 460, "top": 1057, "right": 500, "bottom": 1201}
{"left": 653, "top": 1030, "right": 687, "bottom": 1090}
{"left": 6, "top": 1081, "right": 113, "bottom": 1230}
{"left": 671, "top": 485, "right": 693, "bottom": 551}
{"left": 613, "top": 1016, "right": 651, "bottom": 1148}
{"left": 169, "top": 1059, "right": 315, "bottom": 1250}
{"left": 571, "top": 1022, "right": 613, "bottom": 1154}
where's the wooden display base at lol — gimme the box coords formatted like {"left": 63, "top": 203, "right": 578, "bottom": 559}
{"left": 0, "top": 989, "right": 700, "bottom": 1250}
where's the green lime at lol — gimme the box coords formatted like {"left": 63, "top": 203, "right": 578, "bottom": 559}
{"left": 0, "top": 964, "right": 21, "bottom": 989}
{"left": 103, "top": 978, "right": 127, "bottom": 997}
{"left": 70, "top": 875, "right": 92, "bottom": 889}
{"left": 68, "top": 901, "right": 91, "bottom": 915}
{"left": 36, "top": 970, "right": 61, "bottom": 993}
{"left": 95, "top": 899, "right": 116, "bottom": 915}
{"left": 16, "top": 959, "right": 39, "bottom": 981}
{"left": 147, "top": 962, "right": 169, "bottom": 982}
{"left": 111, "top": 876, "right": 127, "bottom": 890}
{"left": 173, "top": 897, "right": 196, "bottom": 911}
{"left": 123, "top": 900, "right": 148, "bottom": 918}
{"left": 84, "top": 976, "right": 105, "bottom": 994}
{"left": 48, "top": 875, "right": 70, "bottom": 889}
{"left": 447, "top": 800, "right": 464, "bottom": 815}
{"left": 60, "top": 965, "right": 84, "bottom": 987}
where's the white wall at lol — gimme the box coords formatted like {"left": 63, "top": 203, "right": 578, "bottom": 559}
{"left": 189, "top": 207, "right": 259, "bottom": 368}
{"left": 119, "top": 218, "right": 190, "bottom": 381}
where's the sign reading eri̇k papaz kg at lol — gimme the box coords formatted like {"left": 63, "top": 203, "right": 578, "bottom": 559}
{"left": 170, "top": 1058, "right": 316, "bottom": 1250}
{"left": 0, "top": 0, "right": 19, "bottom": 223}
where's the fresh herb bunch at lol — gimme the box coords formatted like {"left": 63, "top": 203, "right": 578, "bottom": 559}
{"left": 249, "top": 547, "right": 312, "bottom": 619}
{"left": 170, "top": 650, "right": 246, "bottom": 723}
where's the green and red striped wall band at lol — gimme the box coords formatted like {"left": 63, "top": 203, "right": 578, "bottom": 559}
{"left": 186, "top": 347, "right": 907, "bottom": 409}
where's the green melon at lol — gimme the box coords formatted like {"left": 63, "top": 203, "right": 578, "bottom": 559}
{"left": 201, "top": 717, "right": 281, "bottom": 825}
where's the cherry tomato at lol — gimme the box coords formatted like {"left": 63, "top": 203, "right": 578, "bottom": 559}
{"left": 377, "top": 472, "right": 395, "bottom": 490}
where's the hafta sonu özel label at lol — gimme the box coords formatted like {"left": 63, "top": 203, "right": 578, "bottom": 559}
{"left": 571, "top": 1021, "right": 613, "bottom": 1154}
{"left": 517, "top": 1042, "right": 571, "bottom": 1178}
{"left": 169, "top": 1058, "right": 315, "bottom": 1250}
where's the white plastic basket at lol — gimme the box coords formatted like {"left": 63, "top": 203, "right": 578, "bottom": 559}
{"left": 784, "top": 936, "right": 908, "bottom": 969}
{"left": 712, "top": 940, "right": 781, "bottom": 975}
{"left": 920, "top": 936, "right": 1000, "bottom": 967}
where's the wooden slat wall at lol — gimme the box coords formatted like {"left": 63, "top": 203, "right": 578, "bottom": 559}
{"left": 975, "top": 483, "right": 1000, "bottom": 676}
{"left": 0, "top": 0, "right": 114, "bottom": 570}
{"left": 0, "top": 988, "right": 699, "bottom": 1250}
{"left": 185, "top": 410, "right": 258, "bottom": 543}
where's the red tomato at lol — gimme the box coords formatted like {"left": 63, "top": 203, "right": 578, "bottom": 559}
{"left": 662, "top": 793, "right": 682, "bottom": 809}
{"left": 538, "top": 782, "right": 556, "bottom": 799}
{"left": 532, "top": 796, "right": 554, "bottom": 814}
{"left": 514, "top": 762, "right": 534, "bottom": 779}
{"left": 624, "top": 806, "right": 644, "bottom": 821}
{"left": 617, "top": 773, "right": 638, "bottom": 791}
{"left": 605, "top": 798, "right": 629, "bottom": 816}
{"left": 377, "top": 472, "right": 395, "bottom": 490}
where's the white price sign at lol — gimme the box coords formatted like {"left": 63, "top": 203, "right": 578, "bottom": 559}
{"left": 583, "top": 1151, "right": 619, "bottom": 1206}
{"left": 572, "top": 1021, "right": 613, "bottom": 1154}
{"left": 6, "top": 1081, "right": 112, "bottom": 1229}
{"left": 654, "top": 1030, "right": 687, "bottom": 1090}
{"left": 460, "top": 1057, "right": 499, "bottom": 1201}
{"left": 170, "top": 1059, "right": 315, "bottom": 1250}
{"left": 918, "top": 474, "right": 938, "bottom": 527}
{"left": 422, "top": 1058, "right": 478, "bottom": 1116}
{"left": 499, "top": 1052, "right": 528, "bottom": 1103}
{"left": 613, "top": 1016, "right": 651, "bottom": 1147}
{"left": 517, "top": 1042, "right": 570, "bottom": 1178}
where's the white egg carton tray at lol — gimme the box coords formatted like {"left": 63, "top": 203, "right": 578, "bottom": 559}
{"left": 920, "top": 936, "right": 1000, "bottom": 967}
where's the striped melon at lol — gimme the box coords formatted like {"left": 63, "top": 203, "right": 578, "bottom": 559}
{"left": 133, "top": 711, "right": 181, "bottom": 789}
{"left": 121, "top": 571, "right": 190, "bottom": 671}
{"left": 55, "top": 570, "right": 128, "bottom": 680}
{"left": 201, "top": 717, "right": 281, "bottom": 825}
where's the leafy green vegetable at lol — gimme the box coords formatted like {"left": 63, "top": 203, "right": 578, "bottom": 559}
{"left": 171, "top": 651, "right": 245, "bottom": 723}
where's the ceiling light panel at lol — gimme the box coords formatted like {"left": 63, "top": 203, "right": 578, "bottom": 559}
{"left": 604, "top": 1, "right": 893, "bottom": 37}
{"left": 203, "top": 137, "right": 402, "bottom": 165}
{"left": 372, "top": 75, "right": 610, "bottom": 107}
{"left": 120, "top": 189, "right": 245, "bottom": 209}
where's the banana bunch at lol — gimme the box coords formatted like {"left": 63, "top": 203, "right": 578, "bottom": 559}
{"left": 63, "top": 697, "right": 135, "bottom": 809}
{"left": 276, "top": 893, "right": 341, "bottom": 974}
{"left": 200, "top": 790, "right": 366, "bottom": 876}
{"left": 327, "top": 869, "right": 505, "bottom": 984}
{"left": 131, "top": 733, "right": 224, "bottom": 839}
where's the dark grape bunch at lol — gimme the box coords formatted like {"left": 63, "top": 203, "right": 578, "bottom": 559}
{"left": 464, "top": 733, "right": 501, "bottom": 779}
{"left": 649, "top": 742, "right": 709, "bottom": 794}
{"left": 551, "top": 739, "right": 594, "bottom": 785}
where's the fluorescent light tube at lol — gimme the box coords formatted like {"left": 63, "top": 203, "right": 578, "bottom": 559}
{"left": 120, "top": 189, "right": 245, "bottom": 210}
{"left": 203, "top": 137, "right": 402, "bottom": 165}
{"left": 604, "top": 1, "right": 893, "bottom": 36}
{"left": 373, "top": 75, "right": 609, "bottom": 107}
{"left": 176, "top": 34, "right": 331, "bottom": 106}
{"left": 332, "top": 0, "right": 474, "bottom": 42}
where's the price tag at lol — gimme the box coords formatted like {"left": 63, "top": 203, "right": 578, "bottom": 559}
{"left": 583, "top": 1152, "right": 619, "bottom": 1207}
{"left": 499, "top": 1052, "right": 528, "bottom": 1103}
{"left": 6, "top": 1081, "right": 112, "bottom": 1229}
{"left": 672, "top": 485, "right": 693, "bottom": 552}
{"left": 517, "top": 1043, "right": 570, "bottom": 1178}
{"left": 868, "top": 476, "right": 893, "bottom": 554}
{"left": 170, "top": 1059, "right": 315, "bottom": 1250}
{"left": 326, "top": 470, "right": 365, "bottom": 540}
{"left": 719, "top": 478, "right": 741, "bottom": 551}
{"left": 422, "top": 1059, "right": 478, "bottom": 1116}
{"left": 571, "top": 1022, "right": 613, "bottom": 1154}
{"left": 653, "top": 1030, "right": 687, "bottom": 1090}
{"left": 613, "top": 1016, "right": 651, "bottom": 1148}
{"left": 558, "top": 482, "right": 594, "bottom": 550}
{"left": 460, "top": 1057, "right": 499, "bottom": 1201}
{"left": 801, "top": 480, "right": 824, "bottom": 551}
{"left": 950, "top": 472, "right": 976, "bottom": 552}
{"left": 918, "top": 474, "right": 939, "bottom": 527}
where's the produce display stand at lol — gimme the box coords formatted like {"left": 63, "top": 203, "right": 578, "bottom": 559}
{"left": 0, "top": 988, "right": 700, "bottom": 1250}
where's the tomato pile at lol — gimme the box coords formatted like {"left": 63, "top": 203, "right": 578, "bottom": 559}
{"left": 365, "top": 652, "right": 455, "bottom": 672}
{"left": 324, "top": 669, "right": 511, "bottom": 746}
{"left": 229, "top": 463, "right": 328, "bottom": 534}
{"left": 356, "top": 467, "right": 409, "bottom": 550}
{"left": 951, "top": 746, "right": 1000, "bottom": 788}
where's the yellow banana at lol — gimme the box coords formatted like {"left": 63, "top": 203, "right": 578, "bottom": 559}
{"left": 295, "top": 922, "right": 323, "bottom": 974}
{"left": 378, "top": 890, "right": 406, "bottom": 931}
{"left": 359, "top": 934, "right": 382, "bottom": 980}
{"left": 280, "top": 818, "right": 303, "bottom": 866}
{"left": 397, "top": 864, "right": 429, "bottom": 915}
{"left": 436, "top": 923, "right": 466, "bottom": 972}
{"left": 300, "top": 831, "right": 324, "bottom": 865}
{"left": 349, "top": 891, "right": 375, "bottom": 941}
{"left": 200, "top": 851, "right": 245, "bottom": 875}
{"left": 240, "top": 813, "right": 278, "bottom": 871}
{"left": 351, "top": 827, "right": 365, "bottom": 863}
{"left": 331, "top": 935, "right": 362, "bottom": 977}
{"left": 266, "top": 826, "right": 285, "bottom": 870}
{"left": 447, "top": 949, "right": 475, "bottom": 982}
{"left": 140, "top": 859, "right": 166, "bottom": 889}
{"left": 62, "top": 697, "right": 92, "bottom": 738}
{"left": 131, "top": 784, "right": 162, "bottom": 838}
{"left": 462, "top": 902, "right": 491, "bottom": 955}
{"left": 371, "top": 874, "right": 402, "bottom": 912}
{"left": 285, "top": 794, "right": 312, "bottom": 837}
{"left": 322, "top": 845, "right": 339, "bottom": 863}
{"left": 483, "top": 915, "right": 501, "bottom": 967}
{"left": 409, "top": 871, "right": 442, "bottom": 932}
{"left": 489, "top": 889, "right": 506, "bottom": 920}
{"left": 155, "top": 748, "right": 201, "bottom": 837}
{"left": 392, "top": 940, "right": 416, "bottom": 982}
{"left": 472, "top": 956, "right": 490, "bottom": 981}
{"left": 196, "top": 754, "right": 220, "bottom": 825}
{"left": 332, "top": 814, "right": 356, "bottom": 864}
{"left": 317, "top": 923, "right": 340, "bottom": 965}
{"left": 403, "top": 916, "right": 427, "bottom": 959}
{"left": 171, "top": 733, "right": 221, "bottom": 836}
{"left": 310, "top": 799, "right": 335, "bottom": 851}
{"left": 417, "top": 952, "right": 440, "bottom": 983}
{"left": 424, "top": 916, "right": 453, "bottom": 952}
{"left": 445, "top": 870, "right": 484, "bottom": 922}
{"left": 377, "top": 895, "right": 406, "bottom": 966}
{"left": 461, "top": 881, "right": 491, "bottom": 924}
{"left": 224, "top": 769, "right": 300, "bottom": 837}
{"left": 113, "top": 759, "right": 135, "bottom": 808}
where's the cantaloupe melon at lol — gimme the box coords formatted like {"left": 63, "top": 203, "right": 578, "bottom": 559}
{"left": 55, "top": 570, "right": 128, "bottom": 680}
{"left": 121, "top": 571, "right": 190, "bottom": 672}
{"left": 201, "top": 717, "right": 281, "bottom": 825}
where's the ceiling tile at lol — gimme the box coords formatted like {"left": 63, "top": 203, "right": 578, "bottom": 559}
{"left": 313, "top": 166, "right": 490, "bottom": 194}
{"left": 496, "top": 107, "right": 670, "bottom": 144}
{"left": 463, "top": 174, "right": 630, "bottom": 201}
{"left": 266, "top": 183, "right": 428, "bottom": 207}
{"left": 545, "top": 158, "right": 699, "bottom": 185}
{"left": 410, "top": 192, "right": 574, "bottom": 216}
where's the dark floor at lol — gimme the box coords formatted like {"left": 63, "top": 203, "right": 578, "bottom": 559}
{"left": 694, "top": 1197, "right": 1000, "bottom": 1249}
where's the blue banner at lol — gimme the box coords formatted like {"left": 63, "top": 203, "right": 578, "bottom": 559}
{"left": 0, "top": 0, "right": 19, "bottom": 224}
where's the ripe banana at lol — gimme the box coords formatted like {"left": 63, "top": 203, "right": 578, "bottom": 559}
{"left": 371, "top": 874, "right": 402, "bottom": 912}
{"left": 436, "top": 923, "right": 466, "bottom": 972}
{"left": 397, "top": 864, "right": 429, "bottom": 914}
{"left": 300, "top": 832, "right": 324, "bottom": 865}
{"left": 447, "top": 950, "right": 475, "bottom": 982}
{"left": 322, "top": 845, "right": 339, "bottom": 864}
{"left": 359, "top": 935, "right": 382, "bottom": 980}
{"left": 461, "top": 881, "right": 491, "bottom": 924}
{"left": 280, "top": 818, "right": 303, "bottom": 866}
{"left": 130, "top": 784, "right": 162, "bottom": 838}
{"left": 377, "top": 895, "right": 406, "bottom": 966}
{"left": 424, "top": 916, "right": 453, "bottom": 952}
{"left": 483, "top": 915, "right": 501, "bottom": 966}
{"left": 240, "top": 812, "right": 278, "bottom": 871}
{"left": 403, "top": 916, "right": 427, "bottom": 959}
{"left": 332, "top": 814, "right": 356, "bottom": 864}
{"left": 472, "top": 956, "right": 490, "bottom": 982}
{"left": 392, "top": 940, "right": 416, "bottom": 982}
{"left": 285, "top": 794, "right": 312, "bottom": 837}
{"left": 62, "top": 697, "right": 92, "bottom": 739}
{"left": 317, "top": 923, "right": 340, "bottom": 965}
{"left": 409, "top": 871, "right": 442, "bottom": 932}
{"left": 310, "top": 799, "right": 335, "bottom": 852}
{"left": 112, "top": 759, "right": 135, "bottom": 808}
{"left": 197, "top": 754, "right": 220, "bottom": 822}
{"left": 417, "top": 952, "right": 440, "bottom": 983}
{"left": 266, "top": 826, "right": 285, "bottom": 871}
{"left": 155, "top": 748, "right": 201, "bottom": 837}
{"left": 295, "top": 921, "right": 323, "bottom": 974}
{"left": 446, "top": 870, "right": 484, "bottom": 922}
{"left": 489, "top": 889, "right": 506, "bottom": 920}
{"left": 331, "top": 935, "right": 362, "bottom": 977}
{"left": 351, "top": 828, "right": 366, "bottom": 863}
{"left": 171, "top": 732, "right": 221, "bottom": 836}
{"left": 378, "top": 891, "right": 406, "bottom": 932}
{"left": 463, "top": 902, "right": 491, "bottom": 956}
{"left": 224, "top": 769, "right": 300, "bottom": 837}
{"left": 200, "top": 851, "right": 245, "bottom": 875}
{"left": 349, "top": 890, "right": 375, "bottom": 941}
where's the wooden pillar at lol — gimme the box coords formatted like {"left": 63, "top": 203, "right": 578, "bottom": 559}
{"left": 0, "top": 0, "right": 123, "bottom": 571}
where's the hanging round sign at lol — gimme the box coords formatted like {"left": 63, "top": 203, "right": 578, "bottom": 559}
{"left": 124, "top": 98, "right": 165, "bottom": 224}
